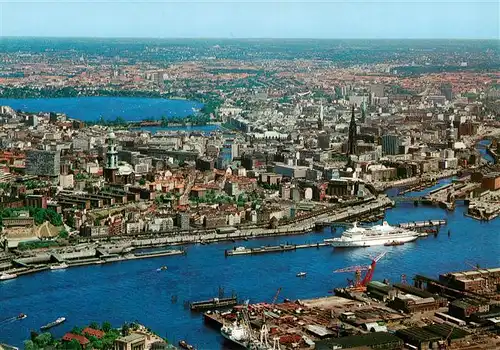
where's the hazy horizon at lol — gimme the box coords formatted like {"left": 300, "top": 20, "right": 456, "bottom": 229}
{"left": 1, "top": 36, "right": 499, "bottom": 41}
{"left": 0, "top": 1, "right": 498, "bottom": 40}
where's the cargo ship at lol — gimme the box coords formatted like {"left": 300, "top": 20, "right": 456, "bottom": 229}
{"left": 190, "top": 297, "right": 238, "bottom": 311}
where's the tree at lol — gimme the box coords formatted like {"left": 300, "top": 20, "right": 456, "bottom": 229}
{"left": 33, "top": 333, "right": 53, "bottom": 348}
{"left": 121, "top": 323, "right": 130, "bottom": 336}
{"left": 71, "top": 326, "right": 82, "bottom": 335}
{"left": 24, "top": 340, "right": 36, "bottom": 350}
{"left": 59, "top": 229, "right": 69, "bottom": 239}
{"left": 138, "top": 178, "right": 146, "bottom": 186}
{"left": 102, "top": 321, "right": 112, "bottom": 333}
{"left": 64, "top": 339, "right": 82, "bottom": 350}
{"left": 89, "top": 321, "right": 100, "bottom": 330}
{"left": 66, "top": 214, "right": 76, "bottom": 228}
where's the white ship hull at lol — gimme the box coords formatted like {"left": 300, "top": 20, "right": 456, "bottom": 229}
{"left": 0, "top": 273, "right": 18, "bottom": 280}
{"left": 325, "top": 221, "right": 420, "bottom": 248}
{"left": 50, "top": 263, "right": 68, "bottom": 270}
{"left": 221, "top": 329, "right": 248, "bottom": 348}
{"left": 221, "top": 326, "right": 271, "bottom": 350}
{"left": 329, "top": 234, "right": 418, "bottom": 247}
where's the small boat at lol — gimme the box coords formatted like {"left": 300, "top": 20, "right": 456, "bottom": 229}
{"left": 0, "top": 273, "right": 17, "bottom": 281}
{"left": 296, "top": 272, "right": 307, "bottom": 277}
{"left": 384, "top": 241, "right": 404, "bottom": 246}
{"left": 40, "top": 317, "right": 66, "bottom": 330}
{"left": 156, "top": 266, "right": 168, "bottom": 272}
{"left": 178, "top": 340, "right": 195, "bottom": 350}
{"left": 50, "top": 263, "right": 68, "bottom": 270}
{"left": 17, "top": 313, "right": 27, "bottom": 320}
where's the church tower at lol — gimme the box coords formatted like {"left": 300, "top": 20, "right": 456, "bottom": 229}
{"left": 347, "top": 105, "right": 357, "bottom": 156}
{"left": 104, "top": 131, "right": 118, "bottom": 183}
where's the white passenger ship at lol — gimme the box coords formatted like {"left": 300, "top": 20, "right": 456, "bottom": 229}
{"left": 325, "top": 221, "right": 419, "bottom": 248}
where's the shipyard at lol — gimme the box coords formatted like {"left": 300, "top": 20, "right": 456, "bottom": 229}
{"left": 200, "top": 263, "right": 500, "bottom": 350}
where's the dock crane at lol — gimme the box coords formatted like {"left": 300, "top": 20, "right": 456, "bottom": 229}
{"left": 438, "top": 325, "right": 455, "bottom": 350}
{"left": 333, "top": 252, "right": 387, "bottom": 292}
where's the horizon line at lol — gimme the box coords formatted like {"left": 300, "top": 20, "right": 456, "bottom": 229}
{"left": 1, "top": 35, "right": 499, "bottom": 41}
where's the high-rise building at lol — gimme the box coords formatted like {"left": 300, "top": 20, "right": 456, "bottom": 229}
{"left": 26, "top": 150, "right": 61, "bottom": 177}
{"left": 104, "top": 132, "right": 119, "bottom": 183}
{"left": 318, "top": 132, "right": 330, "bottom": 150}
{"left": 347, "top": 106, "right": 357, "bottom": 156}
{"left": 440, "top": 83, "right": 453, "bottom": 101}
{"left": 381, "top": 135, "right": 401, "bottom": 155}
{"left": 370, "top": 84, "right": 385, "bottom": 98}
{"left": 361, "top": 101, "right": 367, "bottom": 124}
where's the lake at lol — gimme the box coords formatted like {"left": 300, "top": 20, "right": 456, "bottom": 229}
{"left": 0, "top": 97, "right": 203, "bottom": 122}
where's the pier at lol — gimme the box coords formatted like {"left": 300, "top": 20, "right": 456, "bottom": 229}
{"left": 225, "top": 242, "right": 328, "bottom": 256}
{"left": 190, "top": 297, "right": 238, "bottom": 311}
{"left": 398, "top": 220, "right": 446, "bottom": 229}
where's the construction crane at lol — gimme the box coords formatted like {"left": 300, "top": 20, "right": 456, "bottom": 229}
{"left": 438, "top": 325, "right": 455, "bottom": 350}
{"left": 333, "top": 252, "right": 387, "bottom": 292}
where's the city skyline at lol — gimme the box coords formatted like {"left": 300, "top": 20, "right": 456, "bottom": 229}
{"left": 0, "top": 0, "right": 498, "bottom": 39}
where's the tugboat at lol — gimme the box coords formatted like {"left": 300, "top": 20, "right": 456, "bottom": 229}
{"left": 40, "top": 317, "right": 66, "bottom": 330}
{"left": 296, "top": 272, "right": 307, "bottom": 277}
{"left": 178, "top": 340, "right": 195, "bottom": 350}
{"left": 156, "top": 266, "right": 167, "bottom": 272}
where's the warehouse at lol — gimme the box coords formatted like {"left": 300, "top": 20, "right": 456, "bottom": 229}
{"left": 315, "top": 332, "right": 403, "bottom": 350}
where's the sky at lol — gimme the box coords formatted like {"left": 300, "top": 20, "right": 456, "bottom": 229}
{"left": 0, "top": 0, "right": 498, "bottom": 39}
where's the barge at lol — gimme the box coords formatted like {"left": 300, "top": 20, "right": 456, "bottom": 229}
{"left": 225, "top": 242, "right": 327, "bottom": 256}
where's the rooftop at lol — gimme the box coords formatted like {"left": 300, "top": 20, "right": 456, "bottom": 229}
{"left": 315, "top": 332, "right": 403, "bottom": 350}
{"left": 115, "top": 333, "right": 146, "bottom": 344}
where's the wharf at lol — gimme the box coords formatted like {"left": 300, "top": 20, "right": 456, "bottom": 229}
{"left": 132, "top": 249, "right": 185, "bottom": 260}
{"left": 398, "top": 220, "right": 446, "bottom": 229}
{"left": 225, "top": 242, "right": 328, "bottom": 256}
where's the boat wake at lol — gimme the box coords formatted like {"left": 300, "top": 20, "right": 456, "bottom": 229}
{"left": 0, "top": 314, "right": 26, "bottom": 326}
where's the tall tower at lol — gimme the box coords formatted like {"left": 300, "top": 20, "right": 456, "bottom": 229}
{"left": 361, "top": 100, "right": 367, "bottom": 124}
{"left": 318, "top": 102, "right": 324, "bottom": 130}
{"left": 347, "top": 106, "right": 357, "bottom": 156}
{"left": 104, "top": 131, "right": 118, "bottom": 183}
{"left": 446, "top": 120, "right": 456, "bottom": 149}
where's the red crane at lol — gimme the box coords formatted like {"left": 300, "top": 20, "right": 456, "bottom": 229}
{"left": 333, "top": 252, "right": 386, "bottom": 292}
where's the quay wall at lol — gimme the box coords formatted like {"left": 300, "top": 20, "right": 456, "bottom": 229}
{"left": 130, "top": 196, "right": 394, "bottom": 247}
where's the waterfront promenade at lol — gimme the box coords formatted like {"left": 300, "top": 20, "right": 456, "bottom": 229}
{"left": 0, "top": 196, "right": 393, "bottom": 279}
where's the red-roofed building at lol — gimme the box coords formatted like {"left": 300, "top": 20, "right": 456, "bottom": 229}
{"left": 62, "top": 333, "right": 90, "bottom": 347}
{"left": 82, "top": 327, "right": 105, "bottom": 339}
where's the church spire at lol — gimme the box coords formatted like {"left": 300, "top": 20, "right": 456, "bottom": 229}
{"left": 347, "top": 105, "right": 357, "bottom": 156}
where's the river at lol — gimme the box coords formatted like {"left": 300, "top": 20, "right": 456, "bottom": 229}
{"left": 1, "top": 178, "right": 499, "bottom": 349}
{"left": 0, "top": 97, "right": 203, "bottom": 122}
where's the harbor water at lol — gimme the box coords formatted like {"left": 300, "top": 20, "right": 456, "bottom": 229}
{"left": 1, "top": 178, "right": 499, "bottom": 349}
